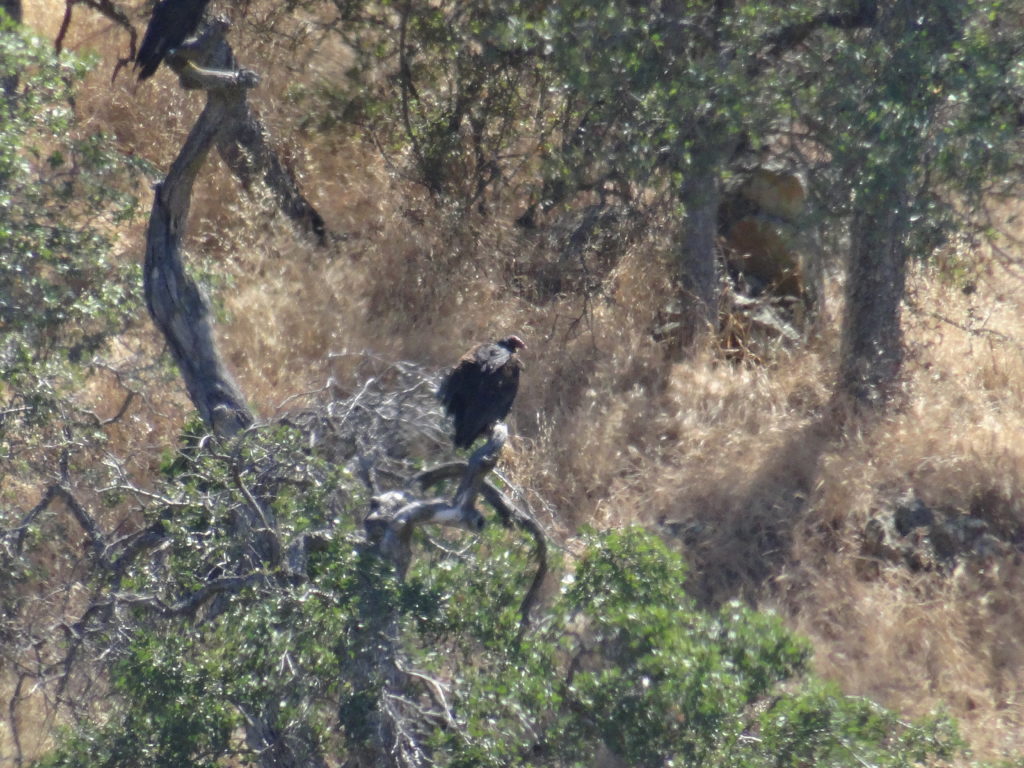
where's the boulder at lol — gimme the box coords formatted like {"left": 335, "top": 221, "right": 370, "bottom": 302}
{"left": 739, "top": 168, "right": 806, "bottom": 223}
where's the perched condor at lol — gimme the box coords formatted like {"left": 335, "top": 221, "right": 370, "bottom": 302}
{"left": 438, "top": 336, "right": 526, "bottom": 449}
{"left": 135, "top": 0, "right": 212, "bottom": 81}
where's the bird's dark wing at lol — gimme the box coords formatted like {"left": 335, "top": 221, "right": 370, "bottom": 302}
{"left": 136, "top": 0, "right": 173, "bottom": 80}
{"left": 437, "top": 355, "right": 478, "bottom": 448}
{"left": 438, "top": 342, "right": 521, "bottom": 448}
{"left": 437, "top": 357, "right": 470, "bottom": 413}
{"left": 456, "top": 356, "right": 520, "bottom": 448}
{"left": 135, "top": 0, "right": 210, "bottom": 80}
{"left": 484, "top": 355, "right": 520, "bottom": 425}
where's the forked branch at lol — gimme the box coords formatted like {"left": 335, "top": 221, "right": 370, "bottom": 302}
{"left": 365, "top": 424, "right": 508, "bottom": 577}
{"left": 412, "top": 434, "right": 548, "bottom": 635}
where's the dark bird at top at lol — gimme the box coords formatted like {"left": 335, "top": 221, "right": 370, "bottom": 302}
{"left": 438, "top": 336, "right": 526, "bottom": 449}
{"left": 135, "top": 0, "right": 212, "bottom": 81}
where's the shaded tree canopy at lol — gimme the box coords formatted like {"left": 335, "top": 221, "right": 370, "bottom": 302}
{"left": 318, "top": 0, "right": 1024, "bottom": 390}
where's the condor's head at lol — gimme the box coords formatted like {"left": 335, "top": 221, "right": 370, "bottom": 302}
{"left": 499, "top": 335, "right": 527, "bottom": 353}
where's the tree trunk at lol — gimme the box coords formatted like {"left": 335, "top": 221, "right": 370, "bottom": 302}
{"left": 1, "top": 0, "right": 20, "bottom": 23}
{"left": 837, "top": 0, "right": 964, "bottom": 406}
{"left": 675, "top": 166, "right": 721, "bottom": 349}
{"left": 142, "top": 20, "right": 327, "bottom": 435}
{"left": 2, "top": 0, "right": 21, "bottom": 95}
{"left": 143, "top": 47, "right": 257, "bottom": 437}
{"left": 838, "top": 192, "right": 908, "bottom": 403}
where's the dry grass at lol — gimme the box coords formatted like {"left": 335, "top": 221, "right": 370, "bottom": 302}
{"left": 16, "top": 1, "right": 1024, "bottom": 762}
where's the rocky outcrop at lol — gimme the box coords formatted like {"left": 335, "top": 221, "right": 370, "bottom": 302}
{"left": 858, "top": 490, "right": 1015, "bottom": 579}
{"left": 719, "top": 167, "right": 807, "bottom": 300}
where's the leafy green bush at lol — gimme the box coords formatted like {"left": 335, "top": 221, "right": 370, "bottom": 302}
{"left": 37, "top": 475, "right": 963, "bottom": 768}
{"left": 38, "top": 425, "right": 365, "bottom": 767}
{"left": 419, "top": 527, "right": 961, "bottom": 767}
{"left": 0, "top": 19, "right": 146, "bottom": 454}
{"left": 0, "top": 19, "right": 150, "bottom": 681}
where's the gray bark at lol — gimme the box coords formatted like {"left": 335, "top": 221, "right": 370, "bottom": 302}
{"left": 676, "top": 166, "right": 721, "bottom": 348}
{"left": 366, "top": 424, "right": 505, "bottom": 577}
{"left": 143, "top": 19, "right": 328, "bottom": 438}
{"left": 143, "top": 19, "right": 329, "bottom": 439}
{"left": 142, "top": 24, "right": 257, "bottom": 437}
{"left": 169, "top": 23, "right": 328, "bottom": 245}
{"left": 838, "top": 194, "right": 908, "bottom": 403}
{"left": 216, "top": 109, "right": 328, "bottom": 246}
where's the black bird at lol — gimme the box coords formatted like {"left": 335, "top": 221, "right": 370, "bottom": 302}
{"left": 438, "top": 336, "right": 526, "bottom": 449}
{"left": 135, "top": 0, "right": 212, "bottom": 81}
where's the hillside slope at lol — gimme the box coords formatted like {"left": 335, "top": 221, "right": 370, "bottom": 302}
{"left": 21, "top": 0, "right": 1024, "bottom": 760}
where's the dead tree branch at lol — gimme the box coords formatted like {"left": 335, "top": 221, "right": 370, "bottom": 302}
{"left": 143, "top": 16, "right": 331, "bottom": 435}
{"left": 414, "top": 451, "right": 548, "bottom": 635}
{"left": 142, "top": 21, "right": 257, "bottom": 438}
{"left": 167, "top": 22, "right": 328, "bottom": 245}
{"left": 216, "top": 105, "right": 329, "bottom": 247}
{"left": 366, "top": 425, "right": 505, "bottom": 577}
{"left": 339, "top": 427, "right": 509, "bottom": 768}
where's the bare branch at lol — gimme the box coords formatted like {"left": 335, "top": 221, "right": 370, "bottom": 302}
{"left": 54, "top": 485, "right": 110, "bottom": 569}
{"left": 142, "top": 21, "right": 256, "bottom": 437}
{"left": 143, "top": 17, "right": 331, "bottom": 436}
{"left": 413, "top": 440, "right": 549, "bottom": 634}
{"left": 108, "top": 523, "right": 168, "bottom": 580}
{"left": 214, "top": 95, "right": 329, "bottom": 247}
{"left": 8, "top": 483, "right": 61, "bottom": 556}
{"left": 364, "top": 423, "right": 506, "bottom": 577}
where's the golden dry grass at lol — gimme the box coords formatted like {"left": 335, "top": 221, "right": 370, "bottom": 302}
{"left": 16, "top": 1, "right": 1024, "bottom": 762}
